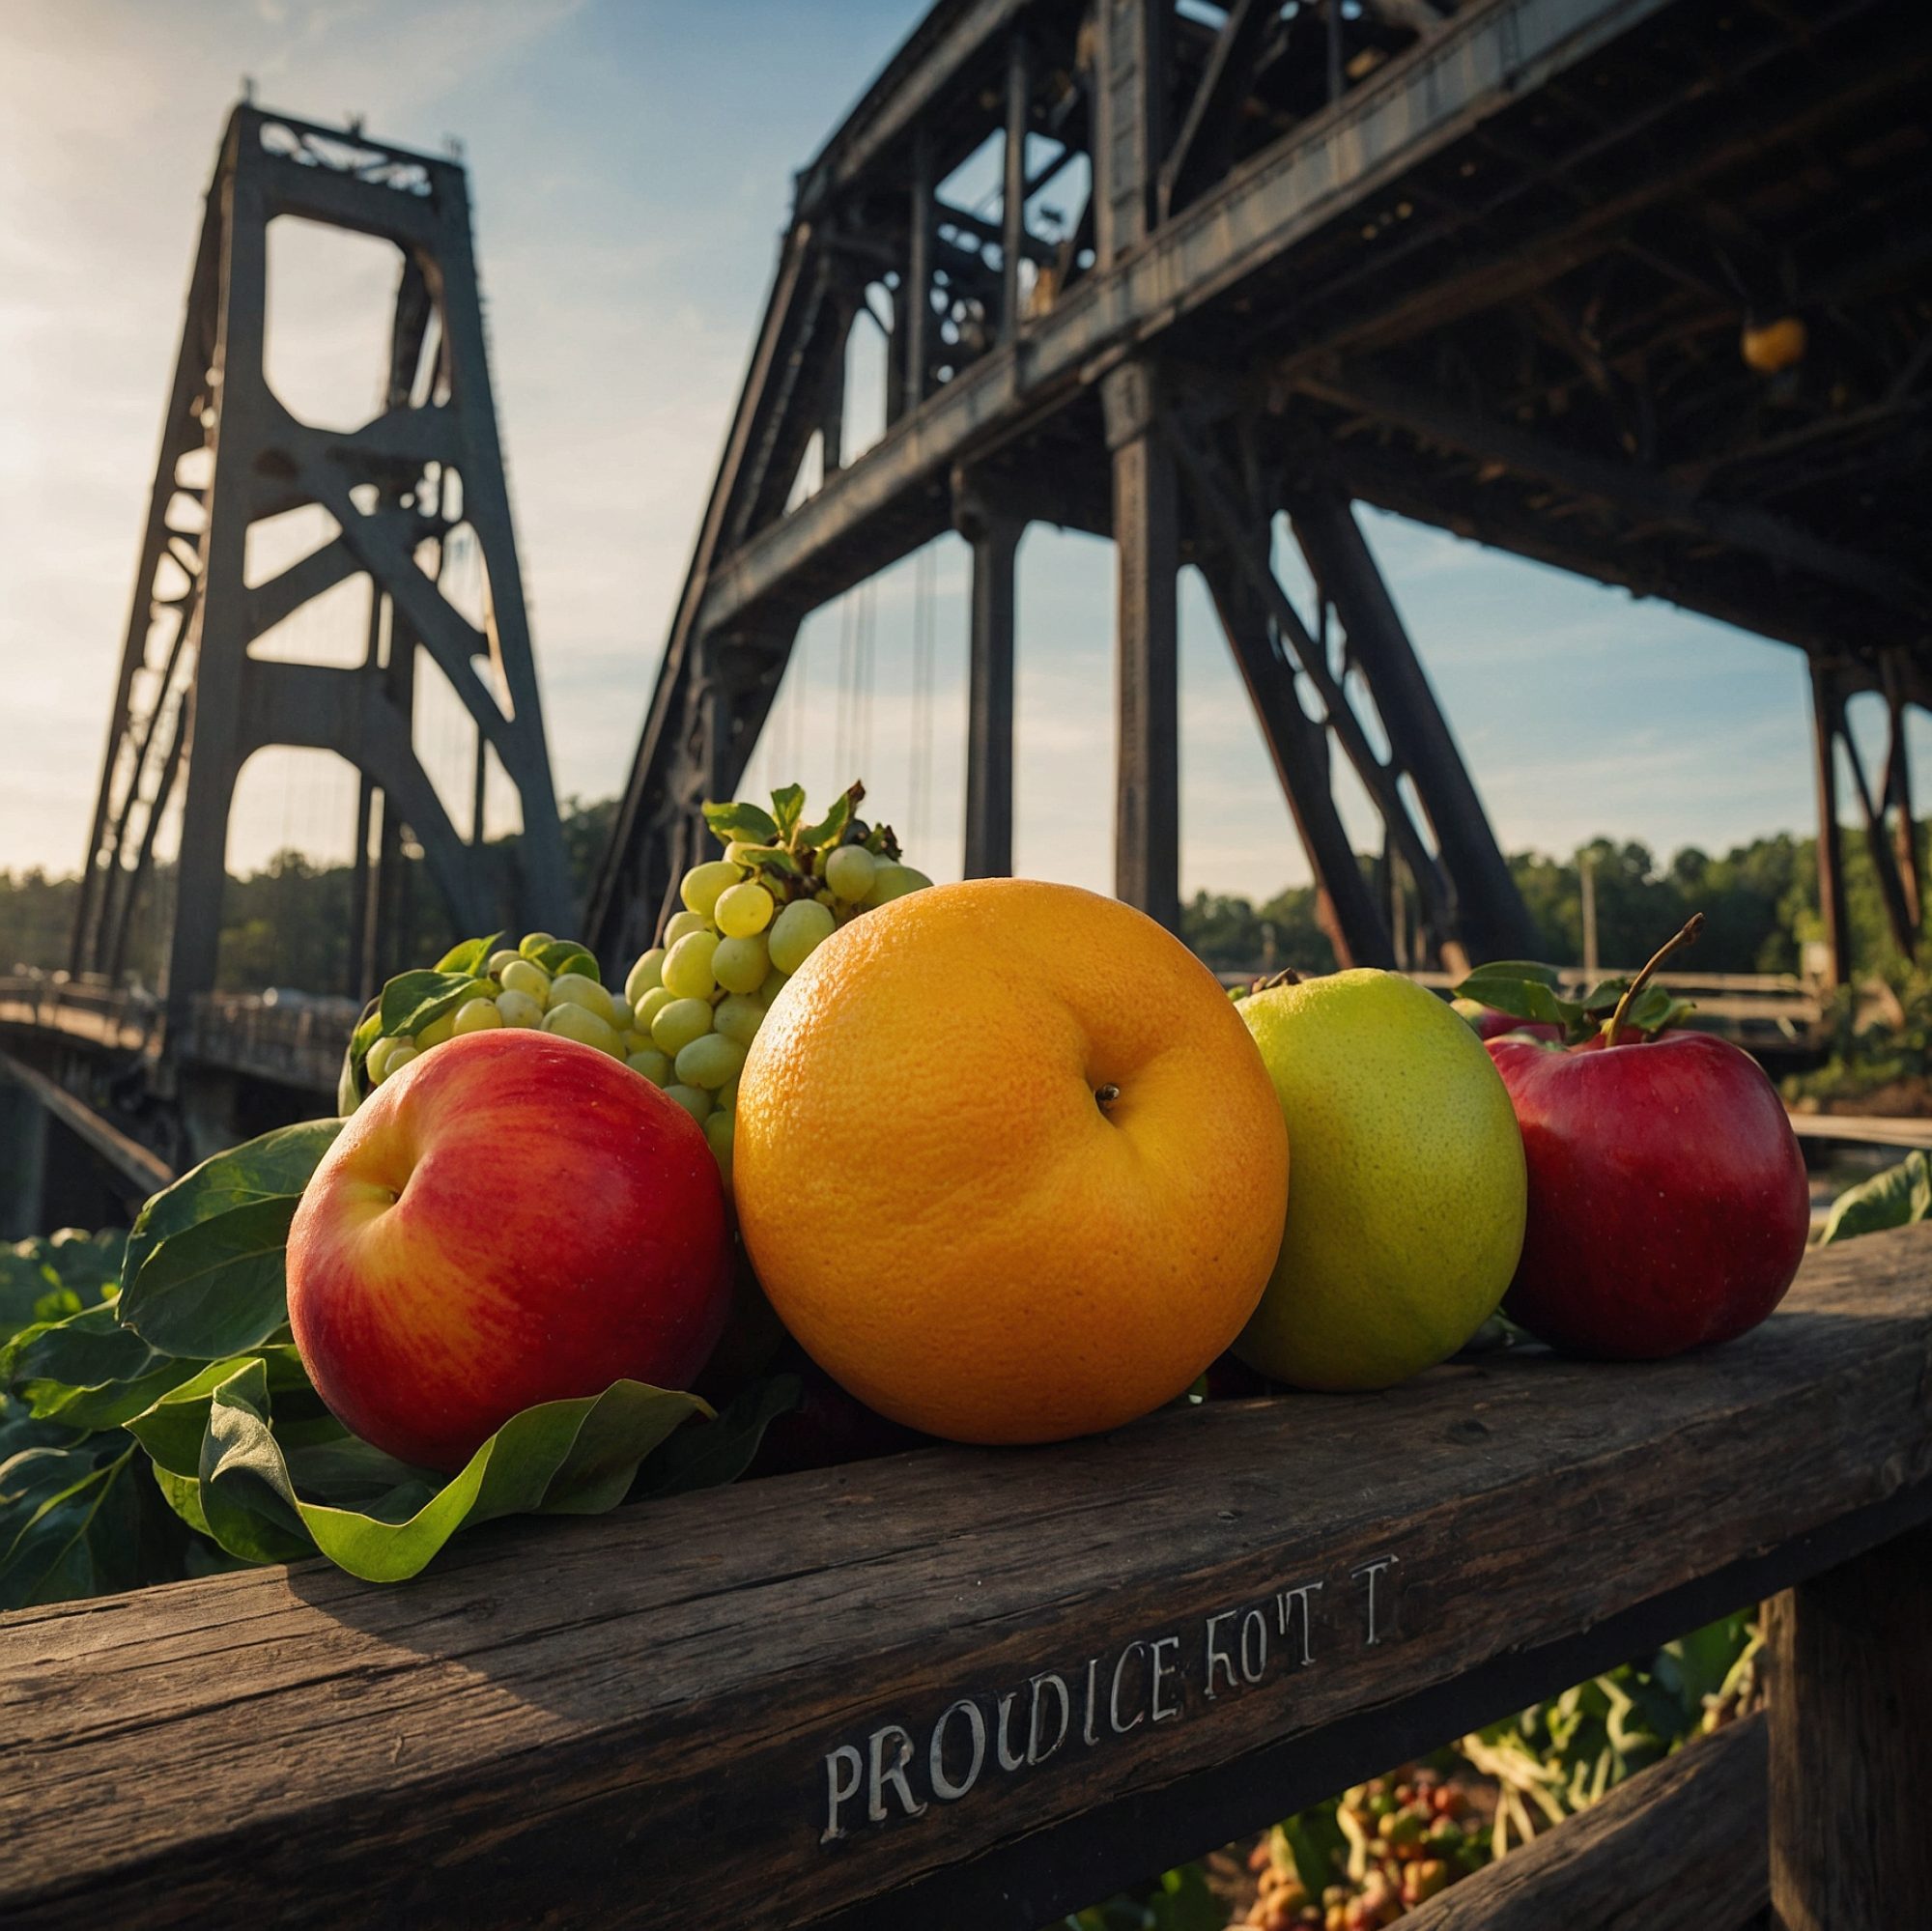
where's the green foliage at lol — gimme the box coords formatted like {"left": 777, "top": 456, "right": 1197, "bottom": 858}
{"left": 1185, "top": 822, "right": 1932, "bottom": 982}
{"left": 0, "top": 796, "right": 615, "bottom": 997}
{"left": 1460, "top": 1611, "right": 1757, "bottom": 1860}
{"left": 1785, "top": 974, "right": 1932, "bottom": 1108}
{"left": 129, "top": 1355, "right": 719, "bottom": 1584}
{"left": 1820, "top": 1150, "right": 1932, "bottom": 1244}
{"left": 119, "top": 1119, "right": 342, "bottom": 1355}
{"left": 1, "top": 1125, "right": 796, "bottom": 1605}
{"left": 1454, "top": 959, "right": 1695, "bottom": 1043}
{"left": 1060, "top": 1862, "right": 1223, "bottom": 1931}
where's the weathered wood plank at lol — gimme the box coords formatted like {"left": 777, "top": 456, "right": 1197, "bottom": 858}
{"left": 1767, "top": 1525, "right": 1932, "bottom": 1928}
{"left": 2, "top": 1224, "right": 1930, "bottom": 1930}
{"left": 1406, "top": 1712, "right": 1767, "bottom": 1929}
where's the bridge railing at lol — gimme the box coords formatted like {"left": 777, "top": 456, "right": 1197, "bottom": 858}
{"left": 0, "top": 1222, "right": 1925, "bottom": 1926}
{"left": 0, "top": 976, "right": 352, "bottom": 1098}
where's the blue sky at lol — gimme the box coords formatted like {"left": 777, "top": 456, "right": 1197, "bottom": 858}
{"left": 0, "top": 0, "right": 1897, "bottom": 900}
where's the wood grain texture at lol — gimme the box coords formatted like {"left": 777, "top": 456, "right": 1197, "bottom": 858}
{"left": 1767, "top": 1526, "right": 1932, "bottom": 1929}
{"left": 1405, "top": 1713, "right": 1767, "bottom": 1930}
{"left": 3, "top": 1224, "right": 1930, "bottom": 1930}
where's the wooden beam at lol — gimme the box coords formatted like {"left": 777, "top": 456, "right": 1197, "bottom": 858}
{"left": 2, "top": 1228, "right": 1929, "bottom": 1928}
{"left": 1103, "top": 362, "right": 1180, "bottom": 930}
{"left": 1405, "top": 1714, "right": 1767, "bottom": 1929}
{"left": 1768, "top": 1527, "right": 1932, "bottom": 1927}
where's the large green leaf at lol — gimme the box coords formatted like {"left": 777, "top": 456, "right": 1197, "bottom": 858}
{"left": 117, "top": 1197, "right": 301, "bottom": 1359}
{"left": 123, "top": 1120, "right": 341, "bottom": 1286}
{"left": 635, "top": 1374, "right": 800, "bottom": 1497}
{"left": 0, "top": 1438, "right": 185, "bottom": 1610}
{"left": 118, "top": 1119, "right": 340, "bottom": 1359}
{"left": 1, "top": 1301, "right": 202, "bottom": 1430}
{"left": 132, "top": 1358, "right": 722, "bottom": 1583}
{"left": 1821, "top": 1150, "right": 1932, "bottom": 1244}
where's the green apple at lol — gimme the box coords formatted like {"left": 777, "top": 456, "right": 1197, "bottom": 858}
{"left": 1236, "top": 970, "right": 1526, "bottom": 1388}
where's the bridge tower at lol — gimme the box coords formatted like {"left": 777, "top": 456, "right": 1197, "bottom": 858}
{"left": 71, "top": 106, "right": 570, "bottom": 1013}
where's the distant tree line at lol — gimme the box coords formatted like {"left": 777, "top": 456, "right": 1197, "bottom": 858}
{"left": 0, "top": 797, "right": 616, "bottom": 997}
{"left": 1187, "top": 824, "right": 1929, "bottom": 982}
{"left": 2, "top": 804, "right": 1924, "bottom": 992}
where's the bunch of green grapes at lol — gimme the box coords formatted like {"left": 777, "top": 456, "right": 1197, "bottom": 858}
{"left": 361, "top": 932, "right": 646, "bottom": 1087}
{"left": 618, "top": 781, "right": 930, "bottom": 1178}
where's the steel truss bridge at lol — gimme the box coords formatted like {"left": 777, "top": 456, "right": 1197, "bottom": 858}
{"left": 5, "top": 0, "right": 1929, "bottom": 1217}
{"left": 590, "top": 0, "right": 1932, "bottom": 980}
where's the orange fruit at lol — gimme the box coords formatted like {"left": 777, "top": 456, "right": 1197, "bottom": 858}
{"left": 733, "top": 878, "right": 1289, "bottom": 1443}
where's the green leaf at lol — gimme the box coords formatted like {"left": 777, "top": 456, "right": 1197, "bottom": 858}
{"left": 702, "top": 799, "right": 780, "bottom": 845}
{"left": 378, "top": 969, "right": 495, "bottom": 1038}
{"left": 634, "top": 1374, "right": 799, "bottom": 1497}
{"left": 139, "top": 1359, "right": 716, "bottom": 1583}
{"left": 125, "top": 1119, "right": 339, "bottom": 1289}
{"left": 526, "top": 941, "right": 598, "bottom": 981}
{"left": 1455, "top": 968, "right": 1582, "bottom": 1034}
{"left": 798, "top": 790, "right": 853, "bottom": 850}
{"left": 118, "top": 1119, "right": 340, "bottom": 1360}
{"left": 117, "top": 1195, "right": 301, "bottom": 1359}
{"left": 768, "top": 783, "right": 806, "bottom": 836}
{"left": 2, "top": 1302, "right": 201, "bottom": 1430}
{"left": 1617, "top": 986, "right": 1697, "bottom": 1038}
{"left": 740, "top": 845, "right": 801, "bottom": 879}
{"left": 435, "top": 932, "right": 505, "bottom": 976}
{"left": 1473, "top": 959, "right": 1563, "bottom": 989}
{"left": 1821, "top": 1150, "right": 1932, "bottom": 1244}
{"left": 0, "top": 1440, "right": 143, "bottom": 1608}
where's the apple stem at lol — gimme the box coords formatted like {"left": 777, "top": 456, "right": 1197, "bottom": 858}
{"left": 1605, "top": 912, "right": 1705, "bottom": 1048}
{"left": 1094, "top": 1083, "right": 1121, "bottom": 1111}
{"left": 1255, "top": 969, "right": 1302, "bottom": 992}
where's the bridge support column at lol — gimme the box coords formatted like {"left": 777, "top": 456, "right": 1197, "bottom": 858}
{"left": 1810, "top": 665, "right": 1853, "bottom": 988}
{"left": 1102, "top": 362, "right": 1180, "bottom": 932}
{"left": 956, "top": 482, "right": 1021, "bottom": 878}
{"left": 1291, "top": 497, "right": 1536, "bottom": 965}
{"left": 1195, "top": 538, "right": 1394, "bottom": 969}
{"left": 0, "top": 1070, "right": 49, "bottom": 1241}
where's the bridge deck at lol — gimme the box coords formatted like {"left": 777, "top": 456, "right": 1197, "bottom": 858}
{"left": 2, "top": 1221, "right": 1927, "bottom": 1928}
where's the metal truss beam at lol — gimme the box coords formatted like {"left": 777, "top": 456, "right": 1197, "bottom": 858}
{"left": 1289, "top": 364, "right": 1932, "bottom": 620}
{"left": 690, "top": 0, "right": 1682, "bottom": 645}
{"left": 1290, "top": 495, "right": 1538, "bottom": 964}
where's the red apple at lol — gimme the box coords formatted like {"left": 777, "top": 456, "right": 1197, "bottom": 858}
{"left": 1488, "top": 1028, "right": 1809, "bottom": 1358}
{"left": 288, "top": 1029, "right": 731, "bottom": 1470}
